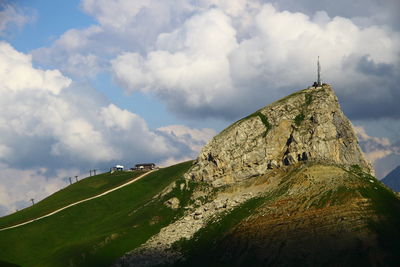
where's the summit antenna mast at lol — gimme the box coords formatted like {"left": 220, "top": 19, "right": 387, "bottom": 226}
{"left": 317, "top": 56, "right": 321, "bottom": 86}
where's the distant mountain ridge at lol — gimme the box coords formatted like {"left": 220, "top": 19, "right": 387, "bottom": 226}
{"left": 382, "top": 165, "right": 400, "bottom": 192}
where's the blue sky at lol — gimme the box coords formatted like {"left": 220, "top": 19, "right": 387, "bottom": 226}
{"left": 0, "top": 0, "right": 399, "bottom": 215}
{"left": 10, "top": 0, "right": 94, "bottom": 52}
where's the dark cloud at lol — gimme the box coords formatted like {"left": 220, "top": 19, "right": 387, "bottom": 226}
{"left": 338, "top": 83, "right": 400, "bottom": 121}
{"left": 268, "top": 0, "right": 400, "bottom": 29}
{"left": 335, "top": 54, "right": 400, "bottom": 120}
{"left": 356, "top": 55, "right": 395, "bottom": 77}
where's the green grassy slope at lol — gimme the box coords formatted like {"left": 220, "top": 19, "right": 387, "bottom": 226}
{"left": 0, "top": 171, "right": 147, "bottom": 228}
{"left": 0, "top": 161, "right": 192, "bottom": 267}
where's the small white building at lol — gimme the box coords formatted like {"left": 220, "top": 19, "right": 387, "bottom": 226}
{"left": 133, "top": 163, "right": 156, "bottom": 170}
{"left": 114, "top": 165, "right": 124, "bottom": 171}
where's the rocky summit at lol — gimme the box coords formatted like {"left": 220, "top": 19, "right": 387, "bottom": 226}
{"left": 186, "top": 84, "right": 373, "bottom": 187}
{"left": 115, "top": 85, "right": 400, "bottom": 267}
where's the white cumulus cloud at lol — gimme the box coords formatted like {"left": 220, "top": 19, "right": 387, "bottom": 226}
{"left": 111, "top": 8, "right": 239, "bottom": 115}
{"left": 354, "top": 125, "right": 400, "bottom": 178}
{"left": 0, "top": 42, "right": 71, "bottom": 94}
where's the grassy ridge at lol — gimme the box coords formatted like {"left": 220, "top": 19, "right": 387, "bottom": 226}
{"left": 0, "top": 171, "right": 147, "bottom": 228}
{"left": 0, "top": 161, "right": 192, "bottom": 267}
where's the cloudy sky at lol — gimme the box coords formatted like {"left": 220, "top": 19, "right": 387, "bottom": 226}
{"left": 0, "top": 0, "right": 399, "bottom": 216}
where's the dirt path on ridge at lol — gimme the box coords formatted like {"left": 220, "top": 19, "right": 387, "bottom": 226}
{"left": 0, "top": 170, "right": 155, "bottom": 232}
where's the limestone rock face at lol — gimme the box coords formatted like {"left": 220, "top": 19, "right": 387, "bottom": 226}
{"left": 185, "top": 85, "right": 373, "bottom": 187}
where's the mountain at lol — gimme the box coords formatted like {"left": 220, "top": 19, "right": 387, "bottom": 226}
{"left": 186, "top": 84, "right": 373, "bottom": 186}
{"left": 1, "top": 84, "right": 400, "bottom": 267}
{"left": 382, "top": 165, "right": 400, "bottom": 192}
{"left": 116, "top": 85, "right": 400, "bottom": 266}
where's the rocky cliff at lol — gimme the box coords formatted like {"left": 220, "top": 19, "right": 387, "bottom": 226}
{"left": 186, "top": 84, "right": 373, "bottom": 187}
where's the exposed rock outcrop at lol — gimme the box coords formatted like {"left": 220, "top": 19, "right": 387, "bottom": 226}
{"left": 164, "top": 197, "right": 180, "bottom": 210}
{"left": 185, "top": 84, "right": 373, "bottom": 187}
{"left": 114, "top": 185, "right": 263, "bottom": 267}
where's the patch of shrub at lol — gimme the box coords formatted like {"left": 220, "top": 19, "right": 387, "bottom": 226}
{"left": 294, "top": 113, "right": 305, "bottom": 126}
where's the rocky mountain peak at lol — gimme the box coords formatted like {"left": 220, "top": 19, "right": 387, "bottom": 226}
{"left": 186, "top": 84, "right": 373, "bottom": 187}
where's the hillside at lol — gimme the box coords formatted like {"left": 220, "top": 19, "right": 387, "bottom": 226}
{"left": 0, "top": 162, "right": 192, "bottom": 267}
{"left": 0, "top": 171, "right": 146, "bottom": 229}
{"left": 382, "top": 165, "right": 400, "bottom": 192}
{"left": 176, "top": 164, "right": 400, "bottom": 266}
